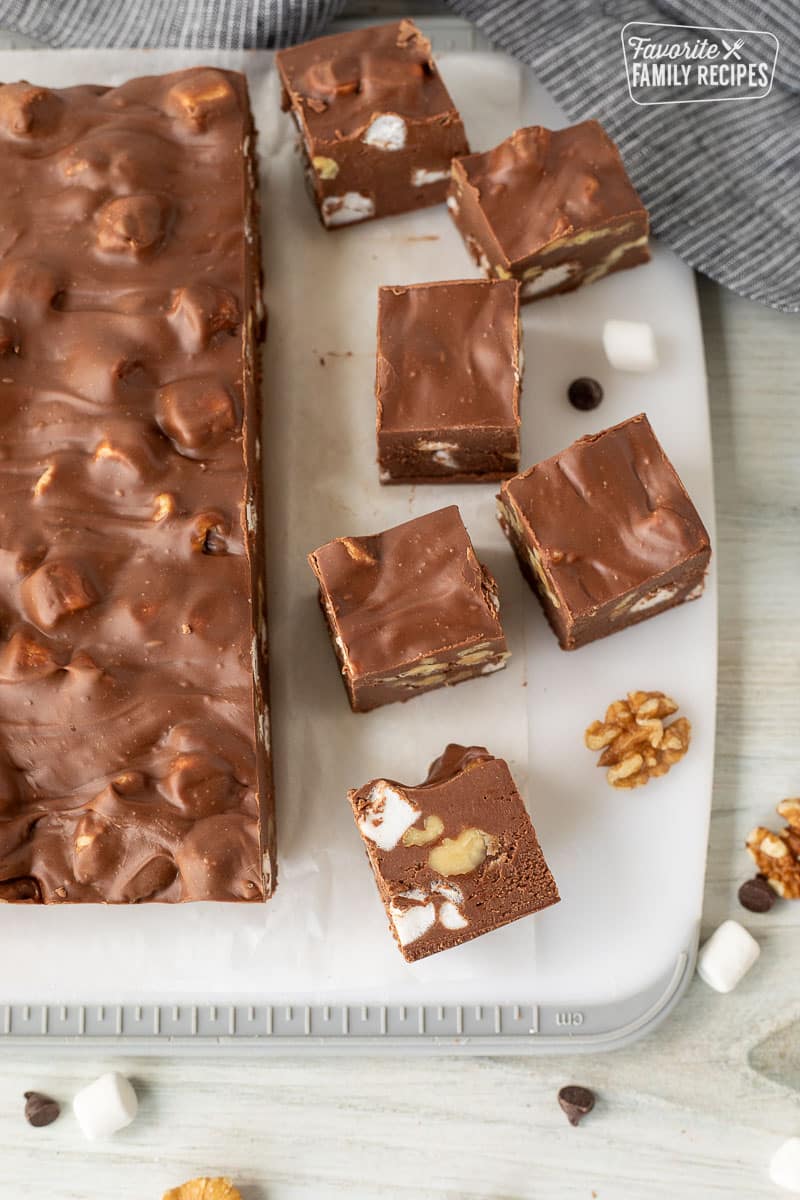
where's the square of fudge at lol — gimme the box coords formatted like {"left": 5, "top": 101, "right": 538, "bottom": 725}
{"left": 447, "top": 120, "right": 650, "bottom": 302}
{"left": 308, "top": 506, "right": 509, "bottom": 712}
{"left": 348, "top": 744, "right": 560, "bottom": 962}
{"left": 276, "top": 19, "right": 469, "bottom": 228}
{"left": 497, "top": 414, "right": 711, "bottom": 650}
{"left": 376, "top": 278, "right": 522, "bottom": 484}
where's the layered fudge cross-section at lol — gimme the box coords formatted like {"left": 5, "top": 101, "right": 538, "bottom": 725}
{"left": 0, "top": 69, "right": 273, "bottom": 904}
{"left": 376, "top": 278, "right": 522, "bottom": 484}
{"left": 497, "top": 414, "right": 711, "bottom": 650}
{"left": 276, "top": 19, "right": 469, "bottom": 228}
{"left": 447, "top": 120, "right": 650, "bottom": 302}
{"left": 349, "top": 744, "right": 560, "bottom": 962}
{"left": 307, "top": 506, "right": 509, "bottom": 712}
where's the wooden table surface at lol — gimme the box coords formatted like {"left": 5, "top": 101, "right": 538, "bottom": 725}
{"left": 0, "top": 272, "right": 797, "bottom": 1200}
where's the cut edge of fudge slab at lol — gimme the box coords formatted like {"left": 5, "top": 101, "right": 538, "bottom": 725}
{"left": 447, "top": 120, "right": 650, "bottom": 303}
{"left": 348, "top": 743, "right": 560, "bottom": 962}
{"left": 375, "top": 278, "right": 522, "bottom": 484}
{"left": 307, "top": 506, "right": 509, "bottom": 711}
{"left": 276, "top": 19, "right": 469, "bottom": 227}
{"left": 0, "top": 68, "right": 273, "bottom": 904}
{"left": 239, "top": 77, "right": 277, "bottom": 900}
{"left": 497, "top": 414, "right": 711, "bottom": 651}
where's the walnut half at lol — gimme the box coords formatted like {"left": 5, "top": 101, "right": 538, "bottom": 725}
{"left": 163, "top": 1179, "right": 242, "bottom": 1200}
{"left": 585, "top": 690, "right": 691, "bottom": 790}
{"left": 746, "top": 799, "right": 800, "bottom": 899}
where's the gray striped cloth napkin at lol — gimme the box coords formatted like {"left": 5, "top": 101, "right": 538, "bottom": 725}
{"left": 0, "top": 0, "right": 796, "bottom": 312}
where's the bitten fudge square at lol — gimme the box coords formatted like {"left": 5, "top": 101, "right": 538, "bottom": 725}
{"left": 497, "top": 414, "right": 711, "bottom": 650}
{"left": 348, "top": 744, "right": 560, "bottom": 962}
{"left": 0, "top": 69, "right": 273, "bottom": 904}
{"left": 307, "top": 506, "right": 509, "bottom": 712}
{"left": 276, "top": 19, "right": 469, "bottom": 228}
{"left": 376, "top": 278, "right": 522, "bottom": 484}
{"left": 447, "top": 120, "right": 650, "bottom": 302}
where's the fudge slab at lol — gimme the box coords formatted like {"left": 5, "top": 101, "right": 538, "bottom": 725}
{"left": 0, "top": 69, "right": 273, "bottom": 904}
{"left": 447, "top": 120, "right": 650, "bottom": 302}
{"left": 276, "top": 19, "right": 469, "bottom": 227}
{"left": 308, "top": 506, "right": 509, "bottom": 712}
{"left": 376, "top": 278, "right": 522, "bottom": 484}
{"left": 497, "top": 414, "right": 711, "bottom": 650}
{"left": 349, "top": 744, "right": 560, "bottom": 961}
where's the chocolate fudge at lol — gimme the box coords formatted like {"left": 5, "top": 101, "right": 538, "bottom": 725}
{"left": 447, "top": 121, "right": 650, "bottom": 302}
{"left": 0, "top": 69, "right": 274, "bottom": 904}
{"left": 276, "top": 19, "right": 469, "bottom": 228}
{"left": 497, "top": 414, "right": 711, "bottom": 650}
{"left": 376, "top": 279, "right": 522, "bottom": 483}
{"left": 348, "top": 744, "right": 560, "bottom": 961}
{"left": 308, "top": 506, "right": 509, "bottom": 712}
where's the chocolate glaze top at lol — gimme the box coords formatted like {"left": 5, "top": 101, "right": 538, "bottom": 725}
{"left": 276, "top": 19, "right": 461, "bottom": 143}
{"left": 454, "top": 121, "right": 648, "bottom": 265}
{"left": 376, "top": 279, "right": 520, "bottom": 432}
{"left": 0, "top": 69, "right": 265, "bottom": 903}
{"left": 308, "top": 506, "right": 503, "bottom": 677}
{"left": 500, "top": 414, "right": 710, "bottom": 614}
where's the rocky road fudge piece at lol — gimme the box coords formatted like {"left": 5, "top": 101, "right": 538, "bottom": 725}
{"left": 348, "top": 744, "right": 560, "bottom": 961}
{"left": 308, "top": 506, "right": 508, "bottom": 712}
{"left": 276, "top": 19, "right": 469, "bottom": 228}
{"left": 447, "top": 120, "right": 650, "bottom": 302}
{"left": 497, "top": 414, "right": 711, "bottom": 650}
{"left": 376, "top": 278, "right": 522, "bottom": 483}
{"left": 0, "top": 69, "right": 273, "bottom": 904}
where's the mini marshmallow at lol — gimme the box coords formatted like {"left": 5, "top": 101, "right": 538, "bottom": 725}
{"left": 362, "top": 114, "right": 407, "bottom": 151}
{"left": 602, "top": 318, "right": 658, "bottom": 372}
{"left": 696, "top": 920, "right": 760, "bottom": 993}
{"left": 358, "top": 782, "right": 420, "bottom": 851}
{"left": 770, "top": 1138, "right": 800, "bottom": 1192}
{"left": 73, "top": 1072, "right": 138, "bottom": 1141}
{"left": 320, "top": 193, "right": 375, "bottom": 227}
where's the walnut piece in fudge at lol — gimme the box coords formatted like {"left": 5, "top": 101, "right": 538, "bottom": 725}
{"left": 376, "top": 278, "right": 522, "bottom": 483}
{"left": 0, "top": 69, "right": 272, "bottom": 904}
{"left": 307, "top": 506, "right": 509, "bottom": 712}
{"left": 276, "top": 19, "right": 469, "bottom": 228}
{"left": 447, "top": 121, "right": 650, "bottom": 302}
{"left": 348, "top": 744, "right": 560, "bottom": 961}
{"left": 497, "top": 414, "right": 711, "bottom": 650}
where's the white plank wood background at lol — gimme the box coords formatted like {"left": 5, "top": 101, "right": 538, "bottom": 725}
{"left": 0, "top": 16, "right": 798, "bottom": 1196}
{"left": 0, "top": 274, "right": 798, "bottom": 1200}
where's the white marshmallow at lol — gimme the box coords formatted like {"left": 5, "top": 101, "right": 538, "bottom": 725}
{"left": 390, "top": 899, "right": 435, "bottom": 946}
{"left": 439, "top": 900, "right": 468, "bottom": 930}
{"left": 431, "top": 879, "right": 464, "bottom": 905}
{"left": 630, "top": 583, "right": 678, "bottom": 613}
{"left": 320, "top": 193, "right": 375, "bottom": 227}
{"left": 358, "top": 782, "right": 420, "bottom": 851}
{"left": 73, "top": 1072, "right": 138, "bottom": 1141}
{"left": 411, "top": 167, "right": 449, "bottom": 186}
{"left": 696, "top": 920, "right": 760, "bottom": 993}
{"left": 770, "top": 1139, "right": 800, "bottom": 1192}
{"left": 602, "top": 318, "right": 659, "bottom": 372}
{"left": 362, "top": 114, "right": 407, "bottom": 151}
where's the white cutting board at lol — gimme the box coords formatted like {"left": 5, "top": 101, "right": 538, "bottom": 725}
{"left": 0, "top": 46, "right": 716, "bottom": 1038}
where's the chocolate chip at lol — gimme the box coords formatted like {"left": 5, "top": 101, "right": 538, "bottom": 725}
{"left": 738, "top": 875, "right": 776, "bottom": 913}
{"left": 24, "top": 1091, "right": 60, "bottom": 1127}
{"left": 557, "top": 1084, "right": 595, "bottom": 1126}
{"left": 567, "top": 377, "right": 603, "bottom": 411}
